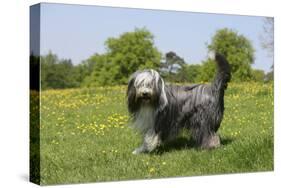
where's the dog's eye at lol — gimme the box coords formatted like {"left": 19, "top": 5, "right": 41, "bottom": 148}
{"left": 135, "top": 84, "right": 143, "bottom": 89}
{"left": 144, "top": 82, "right": 152, "bottom": 88}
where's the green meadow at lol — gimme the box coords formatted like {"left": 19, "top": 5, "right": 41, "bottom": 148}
{"left": 30, "top": 82, "right": 273, "bottom": 185}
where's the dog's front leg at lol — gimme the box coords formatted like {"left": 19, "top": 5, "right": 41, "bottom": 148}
{"left": 132, "top": 129, "right": 161, "bottom": 154}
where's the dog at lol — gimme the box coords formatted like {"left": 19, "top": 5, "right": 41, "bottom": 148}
{"left": 127, "top": 53, "right": 231, "bottom": 154}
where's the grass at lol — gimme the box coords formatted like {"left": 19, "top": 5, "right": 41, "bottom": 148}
{"left": 30, "top": 82, "right": 273, "bottom": 185}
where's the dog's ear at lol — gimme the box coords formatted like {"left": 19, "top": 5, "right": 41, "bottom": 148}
{"left": 157, "top": 77, "right": 168, "bottom": 111}
{"left": 127, "top": 72, "right": 138, "bottom": 114}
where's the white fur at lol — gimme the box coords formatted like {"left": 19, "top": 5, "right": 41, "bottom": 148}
{"left": 134, "top": 70, "right": 155, "bottom": 98}
{"left": 132, "top": 106, "right": 155, "bottom": 134}
{"left": 131, "top": 69, "right": 168, "bottom": 154}
{"left": 134, "top": 70, "right": 168, "bottom": 108}
{"left": 159, "top": 78, "right": 168, "bottom": 108}
{"left": 132, "top": 105, "right": 162, "bottom": 154}
{"left": 134, "top": 71, "right": 153, "bottom": 88}
{"left": 144, "top": 128, "right": 161, "bottom": 151}
{"left": 132, "top": 128, "right": 161, "bottom": 154}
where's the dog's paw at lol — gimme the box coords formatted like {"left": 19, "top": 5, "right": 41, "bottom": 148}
{"left": 132, "top": 147, "right": 145, "bottom": 155}
{"left": 132, "top": 150, "right": 139, "bottom": 155}
{"left": 201, "top": 134, "right": 221, "bottom": 149}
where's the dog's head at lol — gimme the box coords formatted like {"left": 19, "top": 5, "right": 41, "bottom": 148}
{"left": 127, "top": 69, "right": 168, "bottom": 114}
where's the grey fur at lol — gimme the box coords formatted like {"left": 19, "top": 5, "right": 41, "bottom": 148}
{"left": 127, "top": 53, "right": 231, "bottom": 154}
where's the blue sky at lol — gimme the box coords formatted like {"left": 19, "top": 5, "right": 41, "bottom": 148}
{"left": 37, "top": 3, "right": 273, "bottom": 72}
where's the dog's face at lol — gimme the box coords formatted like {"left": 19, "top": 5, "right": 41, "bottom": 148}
{"left": 127, "top": 69, "right": 168, "bottom": 113}
{"left": 134, "top": 71, "right": 157, "bottom": 104}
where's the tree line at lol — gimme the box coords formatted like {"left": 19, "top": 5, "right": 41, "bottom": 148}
{"left": 31, "top": 27, "right": 273, "bottom": 90}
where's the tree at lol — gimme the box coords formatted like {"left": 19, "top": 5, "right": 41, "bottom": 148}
{"left": 260, "top": 17, "right": 274, "bottom": 82}
{"left": 82, "top": 54, "right": 112, "bottom": 86}
{"left": 184, "top": 64, "right": 202, "bottom": 82}
{"left": 265, "top": 70, "right": 273, "bottom": 82}
{"left": 196, "top": 58, "right": 216, "bottom": 82}
{"left": 260, "top": 17, "right": 274, "bottom": 57}
{"left": 72, "top": 61, "right": 92, "bottom": 85}
{"left": 160, "top": 51, "right": 187, "bottom": 82}
{"left": 83, "top": 28, "right": 162, "bottom": 86}
{"left": 251, "top": 69, "right": 265, "bottom": 82}
{"left": 171, "top": 63, "right": 202, "bottom": 83}
{"left": 40, "top": 52, "right": 80, "bottom": 89}
{"left": 163, "top": 51, "right": 185, "bottom": 73}
{"left": 40, "top": 52, "right": 59, "bottom": 89}
{"left": 264, "top": 65, "right": 273, "bottom": 83}
{"left": 207, "top": 28, "right": 255, "bottom": 81}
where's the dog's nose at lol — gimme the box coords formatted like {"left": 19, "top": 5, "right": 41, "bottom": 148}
{"left": 142, "top": 92, "right": 149, "bottom": 97}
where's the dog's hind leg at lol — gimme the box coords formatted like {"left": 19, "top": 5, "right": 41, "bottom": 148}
{"left": 201, "top": 132, "right": 220, "bottom": 149}
{"left": 132, "top": 128, "right": 161, "bottom": 154}
{"left": 191, "top": 116, "right": 221, "bottom": 149}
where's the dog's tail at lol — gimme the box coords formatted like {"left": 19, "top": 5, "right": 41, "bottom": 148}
{"left": 211, "top": 52, "right": 231, "bottom": 92}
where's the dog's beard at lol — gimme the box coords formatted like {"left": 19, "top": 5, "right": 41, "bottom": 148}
{"left": 139, "top": 96, "right": 152, "bottom": 104}
{"left": 136, "top": 92, "right": 156, "bottom": 106}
